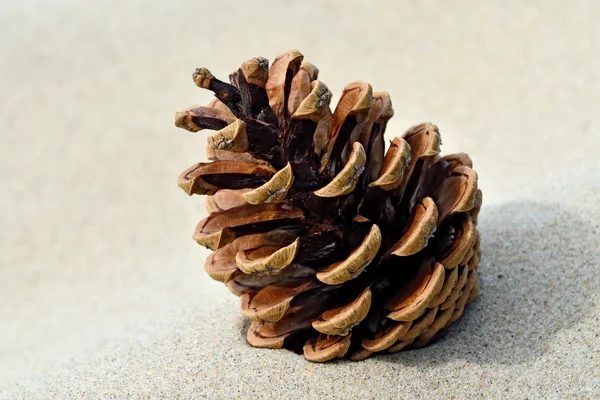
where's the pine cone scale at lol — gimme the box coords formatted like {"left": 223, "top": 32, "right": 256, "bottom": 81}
{"left": 361, "top": 319, "right": 411, "bottom": 352}
{"left": 311, "top": 287, "right": 372, "bottom": 336}
{"left": 385, "top": 260, "right": 445, "bottom": 322}
{"left": 315, "top": 224, "right": 381, "bottom": 285}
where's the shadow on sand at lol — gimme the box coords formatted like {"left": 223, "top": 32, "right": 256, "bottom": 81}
{"left": 385, "top": 200, "right": 599, "bottom": 365}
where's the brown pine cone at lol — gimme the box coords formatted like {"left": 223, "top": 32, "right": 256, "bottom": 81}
{"left": 175, "top": 50, "right": 482, "bottom": 363}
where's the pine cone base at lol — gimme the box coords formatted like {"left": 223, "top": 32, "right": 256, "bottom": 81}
{"left": 175, "top": 50, "right": 482, "bottom": 362}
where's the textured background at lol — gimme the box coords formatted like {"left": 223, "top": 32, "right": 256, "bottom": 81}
{"left": 1, "top": 0, "right": 599, "bottom": 398}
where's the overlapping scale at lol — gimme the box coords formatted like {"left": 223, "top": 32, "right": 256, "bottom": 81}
{"left": 175, "top": 49, "right": 482, "bottom": 362}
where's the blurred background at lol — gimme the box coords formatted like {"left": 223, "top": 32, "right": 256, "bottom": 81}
{"left": 1, "top": 0, "right": 599, "bottom": 397}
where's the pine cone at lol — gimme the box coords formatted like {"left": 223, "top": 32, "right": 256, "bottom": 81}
{"left": 175, "top": 50, "right": 482, "bottom": 363}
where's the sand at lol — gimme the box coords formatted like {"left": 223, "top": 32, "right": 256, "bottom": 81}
{"left": 1, "top": 0, "right": 599, "bottom": 398}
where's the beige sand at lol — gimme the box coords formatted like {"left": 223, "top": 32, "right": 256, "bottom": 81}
{"left": 1, "top": 0, "right": 599, "bottom": 398}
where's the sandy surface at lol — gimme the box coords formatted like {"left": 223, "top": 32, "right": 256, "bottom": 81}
{"left": 1, "top": 0, "right": 599, "bottom": 398}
